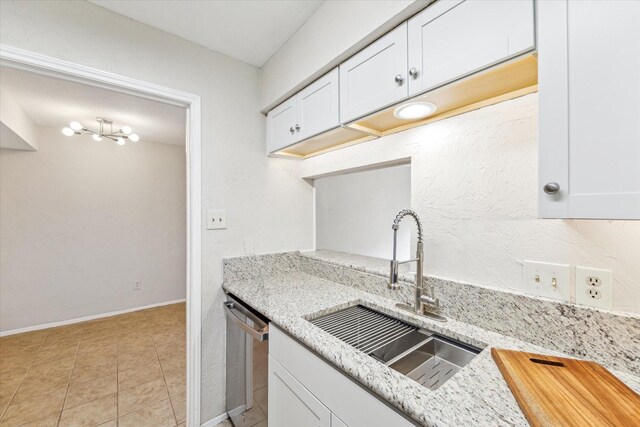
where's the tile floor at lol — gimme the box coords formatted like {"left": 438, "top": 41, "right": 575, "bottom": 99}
{"left": 0, "top": 302, "right": 186, "bottom": 427}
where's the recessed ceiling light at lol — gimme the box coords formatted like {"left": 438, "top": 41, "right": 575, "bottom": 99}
{"left": 393, "top": 102, "right": 437, "bottom": 120}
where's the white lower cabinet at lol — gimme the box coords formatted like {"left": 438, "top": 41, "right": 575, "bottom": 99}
{"left": 268, "top": 325, "right": 415, "bottom": 427}
{"left": 269, "top": 356, "right": 332, "bottom": 427}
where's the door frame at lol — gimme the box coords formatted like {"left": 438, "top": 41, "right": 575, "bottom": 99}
{"left": 0, "top": 44, "right": 202, "bottom": 426}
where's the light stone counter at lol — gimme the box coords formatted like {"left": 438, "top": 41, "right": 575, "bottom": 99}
{"left": 222, "top": 252, "right": 640, "bottom": 427}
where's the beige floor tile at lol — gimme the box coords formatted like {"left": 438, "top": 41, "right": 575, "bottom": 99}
{"left": 58, "top": 393, "right": 117, "bottom": 427}
{"left": 70, "top": 357, "right": 117, "bottom": 385}
{"left": 254, "top": 385, "right": 268, "bottom": 416}
{"left": 3, "top": 412, "right": 60, "bottom": 427}
{"left": 77, "top": 338, "right": 117, "bottom": 357}
{"left": 118, "top": 398, "right": 176, "bottom": 427}
{"left": 170, "top": 392, "right": 185, "bottom": 424}
{"left": 12, "top": 359, "right": 73, "bottom": 403}
{"left": 159, "top": 354, "right": 185, "bottom": 373}
{"left": 32, "top": 344, "right": 78, "bottom": 366}
{"left": 0, "top": 370, "right": 25, "bottom": 390}
{"left": 97, "top": 421, "right": 117, "bottom": 427}
{"left": 1, "top": 388, "right": 64, "bottom": 426}
{"left": 117, "top": 377, "right": 168, "bottom": 416}
{"left": 64, "top": 374, "right": 117, "bottom": 409}
{"left": 163, "top": 366, "right": 185, "bottom": 397}
{"left": 80, "top": 327, "right": 116, "bottom": 342}
{"left": 75, "top": 350, "right": 116, "bottom": 370}
{"left": 155, "top": 341, "right": 185, "bottom": 360}
{"left": 0, "top": 355, "right": 34, "bottom": 375}
{"left": 117, "top": 335, "right": 155, "bottom": 355}
{"left": 117, "top": 359, "right": 163, "bottom": 391}
{"left": 252, "top": 421, "right": 267, "bottom": 427}
{"left": 228, "top": 406, "right": 265, "bottom": 427}
{"left": 117, "top": 348, "right": 157, "bottom": 372}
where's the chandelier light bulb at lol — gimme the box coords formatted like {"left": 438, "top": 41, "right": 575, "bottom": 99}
{"left": 69, "top": 121, "right": 83, "bottom": 131}
{"left": 92, "top": 134, "right": 103, "bottom": 141}
{"left": 128, "top": 133, "right": 140, "bottom": 142}
{"left": 121, "top": 126, "right": 132, "bottom": 135}
{"left": 62, "top": 127, "right": 75, "bottom": 136}
{"left": 116, "top": 137, "right": 126, "bottom": 146}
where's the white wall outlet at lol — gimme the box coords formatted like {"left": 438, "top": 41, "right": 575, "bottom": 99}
{"left": 575, "top": 266, "right": 612, "bottom": 310}
{"left": 206, "top": 209, "right": 227, "bottom": 230}
{"left": 524, "top": 260, "right": 570, "bottom": 302}
{"left": 133, "top": 280, "right": 141, "bottom": 291}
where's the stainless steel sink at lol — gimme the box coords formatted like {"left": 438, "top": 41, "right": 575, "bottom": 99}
{"left": 310, "top": 305, "right": 481, "bottom": 390}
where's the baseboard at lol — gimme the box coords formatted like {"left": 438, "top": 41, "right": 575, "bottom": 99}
{"left": 201, "top": 412, "right": 229, "bottom": 427}
{"left": 0, "top": 298, "right": 186, "bottom": 337}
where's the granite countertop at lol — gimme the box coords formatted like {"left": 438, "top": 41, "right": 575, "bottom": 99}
{"left": 222, "top": 256, "right": 640, "bottom": 426}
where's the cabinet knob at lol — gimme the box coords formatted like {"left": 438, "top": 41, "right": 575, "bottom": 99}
{"left": 394, "top": 74, "right": 404, "bottom": 84}
{"left": 543, "top": 182, "right": 560, "bottom": 194}
{"left": 289, "top": 126, "right": 295, "bottom": 134}
{"left": 409, "top": 68, "right": 418, "bottom": 78}
{"left": 295, "top": 124, "right": 300, "bottom": 132}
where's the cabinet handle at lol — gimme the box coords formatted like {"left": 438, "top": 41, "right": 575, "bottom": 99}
{"left": 394, "top": 74, "right": 404, "bottom": 84}
{"left": 295, "top": 124, "right": 300, "bottom": 132}
{"left": 543, "top": 182, "right": 560, "bottom": 194}
{"left": 409, "top": 68, "right": 419, "bottom": 78}
{"left": 289, "top": 126, "right": 295, "bottom": 134}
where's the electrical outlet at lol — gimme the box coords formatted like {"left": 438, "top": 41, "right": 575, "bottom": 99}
{"left": 576, "top": 266, "right": 612, "bottom": 309}
{"left": 206, "top": 209, "right": 227, "bottom": 230}
{"left": 133, "top": 280, "right": 141, "bottom": 291}
{"left": 524, "top": 260, "right": 570, "bottom": 302}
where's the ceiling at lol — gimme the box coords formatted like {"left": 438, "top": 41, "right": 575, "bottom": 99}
{"left": 0, "top": 66, "right": 186, "bottom": 146}
{"left": 90, "top": 0, "right": 324, "bottom": 67}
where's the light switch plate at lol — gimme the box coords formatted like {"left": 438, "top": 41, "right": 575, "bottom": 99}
{"left": 206, "top": 209, "right": 227, "bottom": 230}
{"left": 575, "top": 266, "right": 612, "bottom": 310}
{"left": 524, "top": 260, "right": 570, "bottom": 302}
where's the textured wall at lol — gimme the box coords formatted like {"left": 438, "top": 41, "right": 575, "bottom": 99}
{"left": 0, "top": 1, "right": 314, "bottom": 422}
{"left": 302, "top": 94, "right": 640, "bottom": 315}
{"left": 315, "top": 164, "right": 411, "bottom": 260}
{"left": 0, "top": 128, "right": 186, "bottom": 332}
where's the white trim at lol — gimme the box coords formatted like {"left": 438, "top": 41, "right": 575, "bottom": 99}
{"left": 0, "top": 44, "right": 202, "bottom": 426}
{"left": 0, "top": 299, "right": 186, "bottom": 337}
{"left": 201, "top": 412, "right": 230, "bottom": 427}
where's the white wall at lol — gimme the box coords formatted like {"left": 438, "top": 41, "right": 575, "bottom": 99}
{"left": 259, "top": 0, "right": 425, "bottom": 111}
{"left": 302, "top": 94, "right": 640, "bottom": 316}
{"left": 315, "top": 165, "right": 411, "bottom": 260}
{"left": 0, "top": 127, "right": 186, "bottom": 332}
{"left": 0, "top": 1, "right": 314, "bottom": 423}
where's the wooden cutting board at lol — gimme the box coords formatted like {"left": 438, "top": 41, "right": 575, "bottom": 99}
{"left": 491, "top": 348, "right": 640, "bottom": 427}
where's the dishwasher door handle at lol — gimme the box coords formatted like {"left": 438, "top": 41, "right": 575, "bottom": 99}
{"left": 223, "top": 301, "right": 269, "bottom": 342}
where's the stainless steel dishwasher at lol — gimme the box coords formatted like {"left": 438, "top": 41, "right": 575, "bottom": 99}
{"left": 224, "top": 293, "right": 269, "bottom": 427}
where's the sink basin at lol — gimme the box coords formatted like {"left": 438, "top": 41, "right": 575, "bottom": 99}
{"left": 310, "top": 305, "right": 481, "bottom": 390}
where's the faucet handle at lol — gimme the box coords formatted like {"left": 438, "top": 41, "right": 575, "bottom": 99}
{"left": 419, "top": 294, "right": 439, "bottom": 308}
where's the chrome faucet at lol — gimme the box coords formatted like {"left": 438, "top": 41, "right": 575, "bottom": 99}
{"left": 388, "top": 209, "right": 441, "bottom": 318}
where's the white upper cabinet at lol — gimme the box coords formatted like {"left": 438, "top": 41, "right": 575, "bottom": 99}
{"left": 407, "top": 0, "right": 535, "bottom": 96}
{"left": 297, "top": 68, "right": 340, "bottom": 142}
{"left": 538, "top": 0, "right": 640, "bottom": 219}
{"left": 266, "top": 97, "right": 297, "bottom": 154}
{"left": 267, "top": 68, "right": 340, "bottom": 154}
{"left": 339, "top": 23, "right": 408, "bottom": 123}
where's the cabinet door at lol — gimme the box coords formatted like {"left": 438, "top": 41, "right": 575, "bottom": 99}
{"left": 331, "top": 414, "right": 348, "bottom": 427}
{"left": 538, "top": 0, "right": 640, "bottom": 219}
{"left": 266, "top": 97, "right": 297, "bottom": 154}
{"left": 408, "top": 0, "right": 534, "bottom": 96}
{"left": 268, "top": 355, "right": 332, "bottom": 427}
{"left": 297, "top": 68, "right": 340, "bottom": 142}
{"left": 339, "top": 23, "right": 408, "bottom": 123}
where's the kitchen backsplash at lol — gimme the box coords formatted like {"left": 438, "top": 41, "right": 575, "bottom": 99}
{"left": 223, "top": 250, "right": 640, "bottom": 376}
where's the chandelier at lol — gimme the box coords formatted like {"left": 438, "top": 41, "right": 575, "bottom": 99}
{"left": 62, "top": 117, "right": 140, "bottom": 145}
